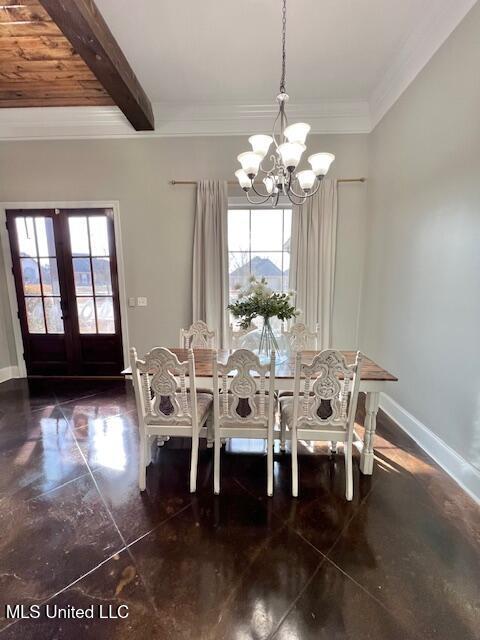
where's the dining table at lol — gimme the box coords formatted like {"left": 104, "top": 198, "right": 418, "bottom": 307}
{"left": 123, "top": 348, "right": 397, "bottom": 476}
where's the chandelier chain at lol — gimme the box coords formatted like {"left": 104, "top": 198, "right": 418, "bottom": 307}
{"left": 280, "top": 0, "right": 287, "bottom": 93}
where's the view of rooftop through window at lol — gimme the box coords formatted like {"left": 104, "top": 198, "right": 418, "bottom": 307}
{"left": 228, "top": 208, "right": 292, "bottom": 309}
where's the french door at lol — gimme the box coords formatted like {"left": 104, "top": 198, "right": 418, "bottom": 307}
{"left": 6, "top": 208, "right": 124, "bottom": 376}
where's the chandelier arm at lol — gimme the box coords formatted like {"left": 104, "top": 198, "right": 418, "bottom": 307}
{"left": 251, "top": 181, "right": 273, "bottom": 199}
{"left": 285, "top": 189, "right": 307, "bottom": 206}
{"left": 246, "top": 191, "right": 274, "bottom": 205}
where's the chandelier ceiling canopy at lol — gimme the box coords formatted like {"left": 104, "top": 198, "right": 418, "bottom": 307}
{"left": 235, "top": 0, "right": 335, "bottom": 206}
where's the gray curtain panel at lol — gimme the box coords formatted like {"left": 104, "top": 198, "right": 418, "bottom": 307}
{"left": 289, "top": 178, "right": 338, "bottom": 349}
{"left": 192, "top": 180, "right": 229, "bottom": 348}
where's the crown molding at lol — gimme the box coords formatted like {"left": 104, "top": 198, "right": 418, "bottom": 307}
{"left": 0, "top": 100, "right": 371, "bottom": 141}
{"left": 369, "top": 0, "right": 478, "bottom": 129}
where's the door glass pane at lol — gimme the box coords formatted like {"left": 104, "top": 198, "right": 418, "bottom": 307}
{"left": 69, "top": 217, "right": 90, "bottom": 255}
{"left": 35, "top": 217, "right": 56, "bottom": 256}
{"left": 250, "top": 252, "right": 284, "bottom": 291}
{"left": 16, "top": 217, "right": 37, "bottom": 257}
{"left": 251, "top": 210, "right": 283, "bottom": 251}
{"left": 89, "top": 217, "right": 109, "bottom": 256}
{"left": 96, "top": 297, "right": 115, "bottom": 333}
{"left": 77, "top": 297, "right": 96, "bottom": 333}
{"left": 92, "top": 257, "right": 112, "bottom": 295}
{"left": 25, "top": 297, "right": 45, "bottom": 333}
{"left": 20, "top": 257, "right": 41, "bottom": 296}
{"left": 73, "top": 257, "right": 93, "bottom": 295}
{"left": 44, "top": 297, "right": 64, "bottom": 334}
{"left": 40, "top": 258, "right": 60, "bottom": 296}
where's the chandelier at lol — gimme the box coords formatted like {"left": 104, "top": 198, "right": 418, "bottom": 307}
{"left": 234, "top": 0, "right": 335, "bottom": 206}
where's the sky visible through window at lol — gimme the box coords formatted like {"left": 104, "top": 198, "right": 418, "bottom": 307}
{"left": 228, "top": 208, "right": 292, "bottom": 311}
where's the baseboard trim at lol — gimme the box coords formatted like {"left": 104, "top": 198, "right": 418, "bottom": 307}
{"left": 380, "top": 393, "right": 480, "bottom": 505}
{"left": 0, "top": 365, "right": 20, "bottom": 384}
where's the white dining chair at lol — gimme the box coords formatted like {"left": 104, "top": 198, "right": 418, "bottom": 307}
{"left": 212, "top": 349, "right": 276, "bottom": 496}
{"left": 228, "top": 322, "right": 258, "bottom": 349}
{"left": 130, "top": 346, "right": 213, "bottom": 493}
{"left": 180, "top": 321, "right": 216, "bottom": 349}
{"left": 279, "top": 350, "right": 363, "bottom": 500}
{"left": 281, "top": 321, "right": 320, "bottom": 351}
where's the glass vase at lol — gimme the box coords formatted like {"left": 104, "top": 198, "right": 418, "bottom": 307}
{"left": 258, "top": 316, "right": 279, "bottom": 358}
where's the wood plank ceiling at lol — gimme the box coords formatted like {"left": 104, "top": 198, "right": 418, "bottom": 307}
{"left": 0, "top": 0, "right": 154, "bottom": 130}
{"left": 0, "top": 0, "right": 113, "bottom": 107}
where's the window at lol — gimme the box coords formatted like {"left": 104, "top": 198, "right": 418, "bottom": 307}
{"left": 228, "top": 207, "right": 292, "bottom": 310}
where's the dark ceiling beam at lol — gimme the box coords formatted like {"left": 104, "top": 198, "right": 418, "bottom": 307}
{"left": 38, "top": 0, "right": 154, "bottom": 130}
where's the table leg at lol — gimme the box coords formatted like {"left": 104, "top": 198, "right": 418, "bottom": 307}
{"left": 360, "top": 391, "right": 379, "bottom": 475}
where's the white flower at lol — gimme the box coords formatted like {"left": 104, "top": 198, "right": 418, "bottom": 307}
{"left": 288, "top": 289, "right": 295, "bottom": 297}
{"left": 295, "top": 308, "right": 302, "bottom": 316}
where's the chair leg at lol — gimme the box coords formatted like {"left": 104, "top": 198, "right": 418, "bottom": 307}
{"left": 345, "top": 441, "right": 353, "bottom": 501}
{"left": 291, "top": 430, "right": 298, "bottom": 498}
{"left": 206, "top": 415, "right": 214, "bottom": 448}
{"left": 280, "top": 413, "right": 286, "bottom": 452}
{"left": 138, "top": 434, "right": 147, "bottom": 492}
{"left": 214, "top": 431, "right": 221, "bottom": 495}
{"left": 267, "top": 432, "right": 274, "bottom": 497}
{"left": 329, "top": 440, "right": 338, "bottom": 454}
{"left": 190, "top": 435, "right": 199, "bottom": 493}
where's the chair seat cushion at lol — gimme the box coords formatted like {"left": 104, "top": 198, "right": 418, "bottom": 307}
{"left": 146, "top": 393, "right": 212, "bottom": 425}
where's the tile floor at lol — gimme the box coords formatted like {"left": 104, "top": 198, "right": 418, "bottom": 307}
{"left": 0, "top": 378, "right": 479, "bottom": 639}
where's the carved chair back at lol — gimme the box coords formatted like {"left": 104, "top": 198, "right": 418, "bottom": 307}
{"left": 213, "top": 349, "right": 276, "bottom": 426}
{"left": 228, "top": 322, "right": 258, "bottom": 350}
{"left": 292, "top": 349, "right": 363, "bottom": 433}
{"left": 130, "top": 346, "right": 198, "bottom": 427}
{"left": 180, "top": 321, "right": 216, "bottom": 349}
{"left": 282, "top": 322, "right": 320, "bottom": 351}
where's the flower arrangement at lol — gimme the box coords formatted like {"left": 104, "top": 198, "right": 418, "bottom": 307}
{"left": 228, "top": 276, "right": 300, "bottom": 354}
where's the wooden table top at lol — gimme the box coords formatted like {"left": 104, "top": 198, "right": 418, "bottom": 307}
{"left": 123, "top": 349, "right": 397, "bottom": 382}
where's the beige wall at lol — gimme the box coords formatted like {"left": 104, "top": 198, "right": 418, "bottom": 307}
{"left": 0, "top": 133, "right": 368, "bottom": 366}
{"left": 360, "top": 2, "right": 480, "bottom": 470}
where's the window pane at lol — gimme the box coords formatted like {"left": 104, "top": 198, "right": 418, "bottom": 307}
{"left": 35, "top": 217, "right": 56, "bottom": 256}
{"left": 44, "top": 297, "right": 64, "bottom": 334}
{"left": 73, "top": 257, "right": 93, "bottom": 295}
{"left": 25, "top": 297, "right": 45, "bottom": 333}
{"left": 16, "top": 217, "right": 37, "bottom": 257}
{"left": 77, "top": 297, "right": 96, "bottom": 333}
{"left": 96, "top": 297, "right": 115, "bottom": 333}
{"left": 92, "top": 257, "right": 112, "bottom": 295}
{"left": 229, "top": 251, "right": 250, "bottom": 293}
{"left": 20, "top": 257, "right": 41, "bottom": 296}
{"left": 283, "top": 209, "right": 292, "bottom": 250}
{"left": 251, "top": 252, "right": 284, "bottom": 291}
{"left": 40, "top": 258, "right": 60, "bottom": 296}
{"left": 69, "top": 217, "right": 90, "bottom": 255}
{"left": 89, "top": 216, "right": 109, "bottom": 256}
{"left": 251, "top": 210, "right": 283, "bottom": 251}
{"left": 228, "top": 210, "right": 250, "bottom": 252}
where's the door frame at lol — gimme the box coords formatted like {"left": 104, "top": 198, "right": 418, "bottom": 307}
{"left": 0, "top": 201, "right": 129, "bottom": 378}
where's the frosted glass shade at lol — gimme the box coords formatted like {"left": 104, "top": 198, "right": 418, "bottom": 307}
{"left": 237, "top": 151, "right": 263, "bottom": 178}
{"left": 249, "top": 134, "right": 273, "bottom": 158}
{"left": 263, "top": 176, "right": 275, "bottom": 194}
{"left": 277, "top": 142, "right": 305, "bottom": 170}
{"left": 284, "top": 122, "right": 311, "bottom": 145}
{"left": 296, "top": 169, "right": 316, "bottom": 191}
{"left": 308, "top": 152, "right": 335, "bottom": 176}
{"left": 235, "top": 169, "right": 252, "bottom": 190}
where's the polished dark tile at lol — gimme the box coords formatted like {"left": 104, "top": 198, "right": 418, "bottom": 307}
{"left": 272, "top": 558, "right": 413, "bottom": 640}
{"left": 0, "top": 549, "right": 162, "bottom": 640}
{"left": 0, "top": 379, "right": 478, "bottom": 640}
{"left": 0, "top": 474, "right": 124, "bottom": 628}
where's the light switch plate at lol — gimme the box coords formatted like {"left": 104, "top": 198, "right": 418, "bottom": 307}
{"left": 137, "top": 297, "right": 148, "bottom": 307}
{"left": 128, "top": 297, "right": 136, "bottom": 307}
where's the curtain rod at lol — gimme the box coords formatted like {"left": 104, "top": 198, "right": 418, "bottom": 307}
{"left": 169, "top": 178, "right": 366, "bottom": 186}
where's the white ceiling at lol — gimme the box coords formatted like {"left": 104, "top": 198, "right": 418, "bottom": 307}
{"left": 96, "top": 0, "right": 429, "bottom": 104}
{"left": 0, "top": 0, "right": 476, "bottom": 139}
